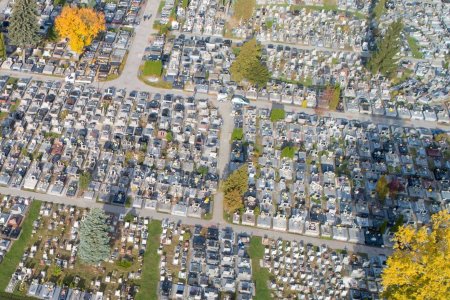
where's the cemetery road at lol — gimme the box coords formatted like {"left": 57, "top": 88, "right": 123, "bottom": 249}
{"left": 0, "top": 186, "right": 392, "bottom": 256}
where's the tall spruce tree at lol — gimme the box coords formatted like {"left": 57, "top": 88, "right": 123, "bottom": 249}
{"left": 79, "top": 208, "right": 110, "bottom": 264}
{"left": 367, "top": 19, "right": 403, "bottom": 77}
{"left": 8, "top": 0, "right": 40, "bottom": 60}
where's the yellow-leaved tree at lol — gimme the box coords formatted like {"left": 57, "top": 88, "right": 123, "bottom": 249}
{"left": 382, "top": 210, "right": 450, "bottom": 300}
{"left": 55, "top": 6, "right": 105, "bottom": 54}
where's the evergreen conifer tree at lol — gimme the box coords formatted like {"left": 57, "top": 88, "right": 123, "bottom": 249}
{"left": 8, "top": 0, "right": 40, "bottom": 60}
{"left": 367, "top": 20, "right": 403, "bottom": 77}
{"left": 79, "top": 208, "right": 110, "bottom": 264}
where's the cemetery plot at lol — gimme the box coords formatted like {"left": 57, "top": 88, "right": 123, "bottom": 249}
{"left": 0, "top": 0, "right": 143, "bottom": 82}
{"left": 258, "top": 237, "right": 385, "bottom": 299}
{"left": 156, "top": 219, "right": 255, "bottom": 299}
{"left": 229, "top": 104, "right": 448, "bottom": 247}
{"left": 5, "top": 203, "right": 155, "bottom": 300}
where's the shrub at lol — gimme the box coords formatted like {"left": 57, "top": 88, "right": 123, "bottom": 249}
{"left": 116, "top": 258, "right": 133, "bottom": 268}
{"left": 281, "top": 146, "right": 297, "bottom": 159}
{"left": 270, "top": 108, "right": 285, "bottom": 122}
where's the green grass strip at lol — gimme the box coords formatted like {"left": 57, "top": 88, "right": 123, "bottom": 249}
{"left": 0, "top": 200, "right": 42, "bottom": 292}
{"left": 135, "top": 220, "right": 162, "bottom": 300}
{"left": 248, "top": 236, "right": 272, "bottom": 300}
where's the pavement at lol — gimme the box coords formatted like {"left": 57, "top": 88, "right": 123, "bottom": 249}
{"left": 0, "top": 0, "right": 441, "bottom": 255}
{"left": 107, "top": 0, "right": 160, "bottom": 89}
{"left": 0, "top": 186, "right": 392, "bottom": 256}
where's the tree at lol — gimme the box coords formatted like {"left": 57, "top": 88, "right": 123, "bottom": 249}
{"left": 329, "top": 85, "right": 341, "bottom": 110}
{"left": 320, "top": 85, "right": 340, "bottom": 110}
{"left": 382, "top": 210, "right": 450, "bottom": 300}
{"left": 281, "top": 146, "right": 297, "bottom": 159}
{"left": 79, "top": 171, "right": 92, "bottom": 191}
{"left": 372, "top": 0, "right": 386, "bottom": 21}
{"left": 8, "top": 0, "right": 40, "bottom": 60}
{"left": 233, "top": 0, "right": 256, "bottom": 22}
{"left": 197, "top": 166, "right": 209, "bottom": 176}
{"left": 375, "top": 175, "right": 389, "bottom": 202}
{"left": 78, "top": 208, "right": 110, "bottom": 264}
{"left": 434, "top": 133, "right": 450, "bottom": 143}
{"left": 367, "top": 20, "right": 403, "bottom": 77}
{"left": 223, "top": 165, "right": 248, "bottom": 214}
{"left": 230, "top": 38, "right": 270, "bottom": 87}
{"left": 224, "top": 189, "right": 245, "bottom": 214}
{"left": 388, "top": 177, "right": 403, "bottom": 199}
{"left": 166, "top": 131, "right": 173, "bottom": 142}
{"left": 55, "top": 6, "right": 106, "bottom": 54}
{"left": 124, "top": 150, "right": 135, "bottom": 165}
{"left": 59, "top": 109, "right": 69, "bottom": 120}
{"left": 182, "top": 0, "right": 189, "bottom": 9}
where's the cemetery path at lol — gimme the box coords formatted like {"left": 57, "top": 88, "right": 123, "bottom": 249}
{"left": 4, "top": 69, "right": 448, "bottom": 131}
{"left": 0, "top": 186, "right": 392, "bottom": 256}
{"left": 107, "top": 0, "right": 161, "bottom": 89}
{"left": 211, "top": 101, "right": 234, "bottom": 224}
{"left": 168, "top": 32, "right": 442, "bottom": 65}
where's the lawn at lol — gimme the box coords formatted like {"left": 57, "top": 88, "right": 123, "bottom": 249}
{"left": 146, "top": 79, "right": 172, "bottom": 89}
{"left": 248, "top": 237, "right": 272, "bottom": 300}
{"left": 0, "top": 200, "right": 42, "bottom": 292}
{"left": 0, "top": 291, "right": 37, "bottom": 300}
{"left": 407, "top": 36, "right": 423, "bottom": 59}
{"left": 270, "top": 108, "right": 285, "bottom": 122}
{"left": 135, "top": 220, "right": 162, "bottom": 300}
{"left": 142, "top": 60, "right": 163, "bottom": 77}
{"left": 231, "top": 128, "right": 244, "bottom": 141}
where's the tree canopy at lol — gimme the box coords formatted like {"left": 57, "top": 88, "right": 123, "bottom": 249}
{"left": 55, "top": 6, "right": 106, "bottom": 54}
{"left": 372, "top": 0, "right": 386, "bottom": 21}
{"left": 233, "top": 0, "right": 256, "bottom": 22}
{"left": 328, "top": 85, "right": 341, "bottom": 110}
{"left": 79, "top": 171, "right": 92, "bottom": 191}
{"left": 367, "top": 20, "right": 403, "bottom": 77}
{"left": 281, "top": 146, "right": 297, "bottom": 159}
{"left": 375, "top": 175, "right": 389, "bottom": 201}
{"left": 79, "top": 208, "right": 110, "bottom": 264}
{"left": 223, "top": 165, "right": 248, "bottom": 214}
{"left": 8, "top": 0, "right": 40, "bottom": 52}
{"left": 382, "top": 210, "right": 450, "bottom": 300}
{"left": 230, "top": 38, "right": 270, "bottom": 87}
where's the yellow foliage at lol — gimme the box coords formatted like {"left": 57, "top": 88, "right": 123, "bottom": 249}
{"left": 224, "top": 188, "right": 244, "bottom": 214}
{"left": 382, "top": 210, "right": 450, "bottom": 300}
{"left": 223, "top": 165, "right": 248, "bottom": 214}
{"left": 55, "top": 6, "right": 105, "bottom": 54}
